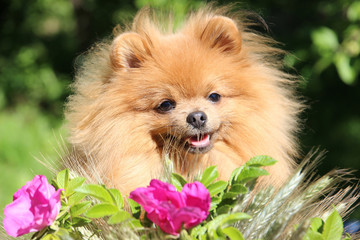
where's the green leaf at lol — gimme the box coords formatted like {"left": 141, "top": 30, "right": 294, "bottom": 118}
{"left": 75, "top": 184, "right": 113, "bottom": 203}
{"left": 200, "top": 166, "right": 219, "bottom": 187}
{"left": 107, "top": 210, "right": 132, "bottom": 224}
{"left": 56, "top": 169, "right": 69, "bottom": 191}
{"left": 70, "top": 201, "right": 91, "bottom": 217}
{"left": 334, "top": 53, "right": 356, "bottom": 85}
{"left": 234, "top": 166, "right": 269, "bottom": 183}
{"left": 179, "top": 229, "right": 192, "bottom": 240}
{"left": 128, "top": 198, "right": 141, "bottom": 217}
{"left": 66, "top": 177, "right": 86, "bottom": 197}
{"left": 347, "top": 1, "right": 360, "bottom": 21}
{"left": 229, "top": 184, "right": 248, "bottom": 194}
{"left": 223, "top": 191, "right": 243, "bottom": 200}
{"left": 216, "top": 205, "right": 231, "bottom": 215}
{"left": 343, "top": 233, "right": 352, "bottom": 240}
{"left": 108, "top": 188, "right": 124, "bottom": 209}
{"left": 85, "top": 203, "right": 119, "bottom": 218}
{"left": 68, "top": 192, "right": 86, "bottom": 206}
{"left": 42, "top": 234, "right": 60, "bottom": 240}
{"left": 190, "top": 225, "right": 207, "bottom": 238}
{"left": 229, "top": 166, "right": 244, "bottom": 185}
{"left": 246, "top": 155, "right": 277, "bottom": 167}
{"left": 303, "top": 230, "right": 324, "bottom": 240}
{"left": 206, "top": 212, "right": 251, "bottom": 235}
{"left": 210, "top": 196, "right": 222, "bottom": 211}
{"left": 55, "top": 228, "right": 83, "bottom": 240}
{"left": 221, "top": 226, "right": 245, "bottom": 240}
{"left": 207, "top": 180, "right": 228, "bottom": 197}
{"left": 71, "top": 216, "right": 92, "bottom": 227}
{"left": 171, "top": 173, "right": 188, "bottom": 191}
{"left": 311, "top": 217, "right": 324, "bottom": 233}
{"left": 322, "top": 209, "right": 343, "bottom": 240}
{"left": 311, "top": 27, "right": 339, "bottom": 53}
{"left": 56, "top": 209, "right": 70, "bottom": 221}
{"left": 127, "top": 218, "right": 143, "bottom": 229}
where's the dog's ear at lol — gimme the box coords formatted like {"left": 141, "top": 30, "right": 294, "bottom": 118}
{"left": 199, "top": 16, "right": 242, "bottom": 54}
{"left": 110, "top": 33, "right": 151, "bottom": 70}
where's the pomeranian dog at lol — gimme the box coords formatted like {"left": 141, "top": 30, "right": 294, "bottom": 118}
{"left": 65, "top": 6, "right": 303, "bottom": 194}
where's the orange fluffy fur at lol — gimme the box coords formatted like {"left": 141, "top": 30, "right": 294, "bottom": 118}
{"left": 65, "top": 6, "right": 303, "bottom": 195}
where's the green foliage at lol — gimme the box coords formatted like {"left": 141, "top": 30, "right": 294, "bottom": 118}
{"left": 3, "top": 155, "right": 357, "bottom": 240}
{"left": 0, "top": 106, "right": 64, "bottom": 219}
{"left": 34, "top": 169, "right": 142, "bottom": 239}
{"left": 304, "top": 209, "right": 351, "bottom": 240}
{"left": 25, "top": 157, "right": 279, "bottom": 239}
{"left": 135, "top": 0, "right": 204, "bottom": 29}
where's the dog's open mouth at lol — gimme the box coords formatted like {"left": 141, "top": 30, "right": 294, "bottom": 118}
{"left": 185, "top": 133, "right": 212, "bottom": 153}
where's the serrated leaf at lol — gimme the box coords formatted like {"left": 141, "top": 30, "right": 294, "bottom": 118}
{"left": 207, "top": 181, "right": 228, "bottom": 197}
{"left": 235, "top": 166, "right": 269, "bottom": 183}
{"left": 200, "top": 166, "right": 219, "bottom": 187}
{"left": 322, "top": 209, "right": 343, "bottom": 240}
{"left": 75, "top": 184, "right": 113, "bottom": 203}
{"left": 57, "top": 169, "right": 69, "bottom": 191}
{"left": 68, "top": 192, "right": 86, "bottom": 206}
{"left": 71, "top": 216, "right": 92, "bottom": 227}
{"left": 70, "top": 201, "right": 91, "bottom": 217}
{"left": 246, "top": 155, "right": 277, "bottom": 167}
{"left": 221, "top": 226, "right": 245, "bottom": 240}
{"left": 171, "top": 173, "right": 188, "bottom": 191}
{"left": 85, "top": 203, "right": 119, "bottom": 218}
{"left": 107, "top": 210, "right": 131, "bottom": 224}
{"left": 108, "top": 188, "right": 124, "bottom": 209}
{"left": 66, "top": 177, "right": 86, "bottom": 197}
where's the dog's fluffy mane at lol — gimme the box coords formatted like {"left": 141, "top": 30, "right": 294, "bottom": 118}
{"left": 65, "top": 5, "right": 304, "bottom": 193}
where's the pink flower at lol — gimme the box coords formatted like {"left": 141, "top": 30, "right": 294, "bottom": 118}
{"left": 129, "top": 179, "right": 210, "bottom": 235}
{"left": 3, "top": 175, "right": 63, "bottom": 237}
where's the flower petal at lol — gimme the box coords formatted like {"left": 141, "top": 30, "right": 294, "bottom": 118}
{"left": 3, "top": 175, "right": 63, "bottom": 237}
{"left": 182, "top": 181, "right": 211, "bottom": 214}
{"left": 173, "top": 206, "right": 207, "bottom": 229}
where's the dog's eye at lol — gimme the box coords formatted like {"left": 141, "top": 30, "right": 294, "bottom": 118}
{"left": 208, "top": 92, "right": 221, "bottom": 103}
{"left": 157, "top": 100, "right": 176, "bottom": 112}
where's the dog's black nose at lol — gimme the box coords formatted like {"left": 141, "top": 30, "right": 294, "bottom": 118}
{"left": 187, "top": 111, "right": 207, "bottom": 129}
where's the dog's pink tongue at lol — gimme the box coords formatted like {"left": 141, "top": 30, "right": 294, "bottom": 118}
{"left": 190, "top": 134, "right": 210, "bottom": 147}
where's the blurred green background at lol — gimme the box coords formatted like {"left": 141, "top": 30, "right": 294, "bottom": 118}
{"left": 0, "top": 0, "right": 359, "bottom": 220}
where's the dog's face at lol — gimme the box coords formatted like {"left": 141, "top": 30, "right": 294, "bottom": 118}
{"left": 108, "top": 16, "right": 257, "bottom": 155}
{"left": 143, "top": 68, "right": 226, "bottom": 154}
{"left": 111, "top": 44, "right": 235, "bottom": 155}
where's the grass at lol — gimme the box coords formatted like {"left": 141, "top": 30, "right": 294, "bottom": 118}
{"left": 0, "top": 105, "right": 66, "bottom": 218}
